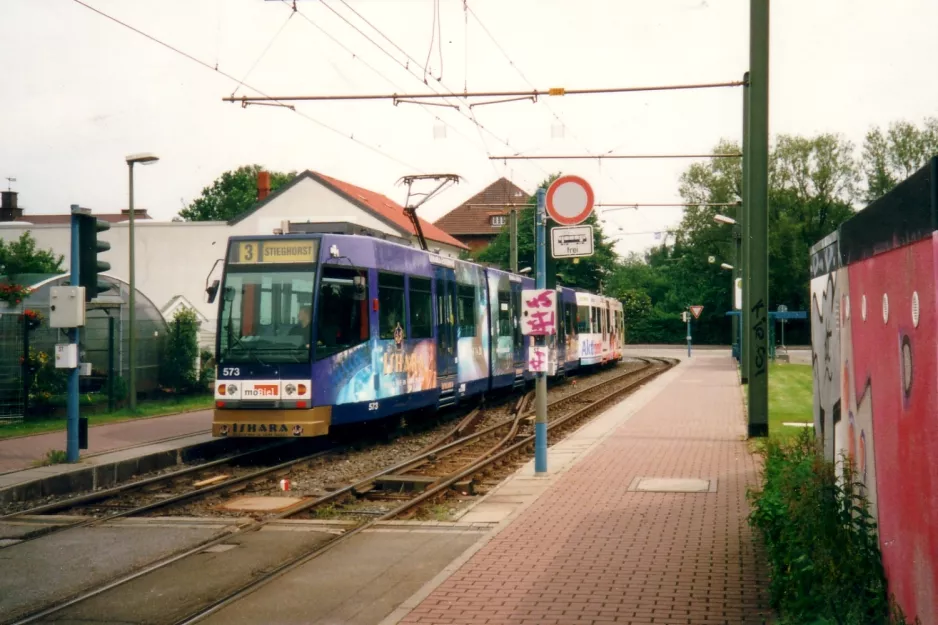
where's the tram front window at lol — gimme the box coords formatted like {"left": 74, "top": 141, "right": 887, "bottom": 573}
{"left": 218, "top": 268, "right": 316, "bottom": 364}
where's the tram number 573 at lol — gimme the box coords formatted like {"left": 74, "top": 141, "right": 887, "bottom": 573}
{"left": 222, "top": 368, "right": 241, "bottom": 377}
{"left": 368, "top": 402, "right": 379, "bottom": 411}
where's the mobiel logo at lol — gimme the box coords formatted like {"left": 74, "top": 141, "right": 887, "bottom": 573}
{"left": 243, "top": 384, "right": 279, "bottom": 397}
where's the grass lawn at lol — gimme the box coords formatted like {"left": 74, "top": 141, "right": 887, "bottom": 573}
{"left": 0, "top": 394, "right": 213, "bottom": 440}
{"left": 742, "top": 361, "right": 813, "bottom": 440}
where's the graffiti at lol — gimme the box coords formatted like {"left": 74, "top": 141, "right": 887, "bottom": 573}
{"left": 521, "top": 289, "right": 557, "bottom": 336}
{"left": 811, "top": 270, "right": 841, "bottom": 459}
{"left": 751, "top": 298, "right": 767, "bottom": 377}
{"left": 528, "top": 345, "right": 548, "bottom": 373}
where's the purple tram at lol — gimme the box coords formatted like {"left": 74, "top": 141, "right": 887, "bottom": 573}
{"left": 209, "top": 233, "right": 613, "bottom": 438}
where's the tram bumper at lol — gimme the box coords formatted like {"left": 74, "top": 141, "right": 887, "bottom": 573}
{"left": 213, "top": 406, "right": 332, "bottom": 438}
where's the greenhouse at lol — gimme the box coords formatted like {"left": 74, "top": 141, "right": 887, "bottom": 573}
{"left": 0, "top": 273, "right": 167, "bottom": 421}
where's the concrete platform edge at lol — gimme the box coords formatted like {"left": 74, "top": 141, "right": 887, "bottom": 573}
{"left": 377, "top": 358, "right": 687, "bottom": 625}
{"left": 0, "top": 434, "right": 227, "bottom": 506}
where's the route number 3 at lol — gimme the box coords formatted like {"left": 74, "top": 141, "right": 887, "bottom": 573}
{"left": 222, "top": 368, "right": 241, "bottom": 377}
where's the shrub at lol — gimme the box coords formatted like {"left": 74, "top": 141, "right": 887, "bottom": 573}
{"left": 159, "top": 308, "right": 200, "bottom": 394}
{"left": 747, "top": 428, "right": 919, "bottom": 625}
{"left": 23, "top": 347, "right": 67, "bottom": 413}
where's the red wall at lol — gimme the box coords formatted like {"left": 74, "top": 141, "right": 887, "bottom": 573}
{"left": 846, "top": 233, "right": 938, "bottom": 622}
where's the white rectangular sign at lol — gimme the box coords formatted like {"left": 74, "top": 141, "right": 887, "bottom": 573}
{"left": 551, "top": 225, "right": 594, "bottom": 259}
{"left": 734, "top": 277, "right": 742, "bottom": 310}
{"left": 521, "top": 289, "right": 557, "bottom": 336}
{"left": 528, "top": 345, "right": 550, "bottom": 372}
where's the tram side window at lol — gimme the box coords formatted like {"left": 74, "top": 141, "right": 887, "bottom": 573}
{"left": 315, "top": 267, "right": 369, "bottom": 360}
{"left": 591, "top": 307, "right": 599, "bottom": 333}
{"left": 409, "top": 276, "right": 433, "bottom": 339}
{"left": 577, "top": 305, "right": 590, "bottom": 333}
{"left": 379, "top": 272, "right": 406, "bottom": 340}
{"left": 564, "top": 303, "right": 576, "bottom": 336}
{"left": 497, "top": 290, "right": 512, "bottom": 337}
{"left": 457, "top": 284, "right": 477, "bottom": 337}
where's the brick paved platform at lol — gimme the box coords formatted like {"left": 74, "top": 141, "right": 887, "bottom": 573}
{"left": 0, "top": 409, "right": 212, "bottom": 472}
{"left": 389, "top": 353, "right": 772, "bottom": 625}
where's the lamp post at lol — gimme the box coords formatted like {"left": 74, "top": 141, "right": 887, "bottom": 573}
{"left": 714, "top": 212, "right": 742, "bottom": 359}
{"left": 125, "top": 152, "right": 159, "bottom": 411}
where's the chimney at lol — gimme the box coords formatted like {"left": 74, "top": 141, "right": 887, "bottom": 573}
{"left": 1, "top": 191, "right": 23, "bottom": 222}
{"left": 257, "top": 171, "right": 271, "bottom": 201}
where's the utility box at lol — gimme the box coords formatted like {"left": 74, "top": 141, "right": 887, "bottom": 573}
{"left": 55, "top": 343, "right": 78, "bottom": 369}
{"left": 50, "top": 286, "right": 86, "bottom": 328}
{"left": 79, "top": 362, "right": 92, "bottom": 376}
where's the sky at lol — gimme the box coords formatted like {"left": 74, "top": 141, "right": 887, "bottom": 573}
{"left": 2, "top": 0, "right": 937, "bottom": 258}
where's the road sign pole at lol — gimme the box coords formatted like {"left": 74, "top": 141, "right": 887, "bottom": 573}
{"left": 746, "top": 0, "right": 770, "bottom": 438}
{"left": 687, "top": 312, "right": 692, "bottom": 358}
{"left": 67, "top": 206, "right": 81, "bottom": 463}
{"left": 534, "top": 188, "right": 548, "bottom": 475}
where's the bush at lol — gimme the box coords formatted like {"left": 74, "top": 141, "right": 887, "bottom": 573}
{"left": 159, "top": 308, "right": 200, "bottom": 394}
{"left": 24, "top": 347, "right": 67, "bottom": 413}
{"left": 747, "top": 428, "right": 918, "bottom": 625}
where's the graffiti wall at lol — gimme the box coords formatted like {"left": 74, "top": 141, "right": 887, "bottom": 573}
{"left": 809, "top": 232, "right": 841, "bottom": 461}
{"left": 811, "top": 157, "right": 938, "bottom": 623}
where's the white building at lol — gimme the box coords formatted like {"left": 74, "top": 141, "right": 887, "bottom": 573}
{"left": 0, "top": 170, "right": 467, "bottom": 349}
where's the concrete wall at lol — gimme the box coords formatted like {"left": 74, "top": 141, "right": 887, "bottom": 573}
{"left": 0, "top": 175, "right": 462, "bottom": 350}
{"left": 811, "top": 157, "right": 938, "bottom": 623}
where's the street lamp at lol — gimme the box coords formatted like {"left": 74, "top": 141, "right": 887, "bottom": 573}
{"left": 125, "top": 152, "right": 159, "bottom": 411}
{"left": 720, "top": 263, "right": 734, "bottom": 271}
{"left": 713, "top": 214, "right": 737, "bottom": 225}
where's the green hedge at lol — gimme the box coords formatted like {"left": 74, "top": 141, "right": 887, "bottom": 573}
{"left": 747, "top": 429, "right": 917, "bottom": 625}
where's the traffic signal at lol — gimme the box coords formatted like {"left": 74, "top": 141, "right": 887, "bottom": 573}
{"left": 77, "top": 214, "right": 112, "bottom": 302}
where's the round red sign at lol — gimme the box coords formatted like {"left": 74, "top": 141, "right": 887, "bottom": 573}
{"left": 545, "top": 175, "right": 595, "bottom": 225}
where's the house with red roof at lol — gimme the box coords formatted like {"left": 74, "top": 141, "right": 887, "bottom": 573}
{"left": 433, "top": 177, "right": 530, "bottom": 254}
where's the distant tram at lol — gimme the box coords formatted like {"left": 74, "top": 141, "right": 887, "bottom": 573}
{"left": 209, "top": 233, "right": 625, "bottom": 438}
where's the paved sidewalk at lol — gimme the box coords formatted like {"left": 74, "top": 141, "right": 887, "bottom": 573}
{"left": 394, "top": 354, "right": 771, "bottom": 625}
{"left": 0, "top": 410, "right": 212, "bottom": 472}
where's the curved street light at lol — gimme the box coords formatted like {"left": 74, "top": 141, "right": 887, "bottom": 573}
{"left": 713, "top": 214, "right": 737, "bottom": 225}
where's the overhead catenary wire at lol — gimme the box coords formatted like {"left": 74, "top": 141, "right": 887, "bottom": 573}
{"left": 223, "top": 80, "right": 744, "bottom": 104}
{"left": 490, "top": 153, "right": 743, "bottom": 160}
{"left": 230, "top": 9, "right": 296, "bottom": 97}
{"left": 71, "top": 0, "right": 423, "bottom": 173}
{"left": 306, "top": 0, "right": 550, "bottom": 178}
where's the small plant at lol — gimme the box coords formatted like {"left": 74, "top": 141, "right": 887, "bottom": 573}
{"left": 0, "top": 282, "right": 31, "bottom": 306}
{"left": 23, "top": 308, "right": 44, "bottom": 330}
{"left": 747, "top": 428, "right": 920, "bottom": 625}
{"left": 32, "top": 449, "right": 68, "bottom": 466}
{"left": 159, "top": 308, "right": 200, "bottom": 394}
{"left": 22, "top": 347, "right": 67, "bottom": 411}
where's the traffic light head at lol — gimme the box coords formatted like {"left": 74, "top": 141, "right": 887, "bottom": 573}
{"left": 77, "top": 214, "right": 112, "bottom": 302}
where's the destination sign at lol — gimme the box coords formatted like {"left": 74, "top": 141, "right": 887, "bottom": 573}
{"left": 230, "top": 240, "right": 319, "bottom": 264}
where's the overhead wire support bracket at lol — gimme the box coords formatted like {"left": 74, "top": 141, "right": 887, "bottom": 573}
{"left": 220, "top": 80, "right": 744, "bottom": 105}
{"left": 598, "top": 202, "right": 740, "bottom": 211}
{"left": 393, "top": 97, "right": 459, "bottom": 110}
{"left": 489, "top": 153, "right": 743, "bottom": 160}
{"left": 241, "top": 101, "right": 296, "bottom": 111}
{"left": 469, "top": 95, "right": 537, "bottom": 109}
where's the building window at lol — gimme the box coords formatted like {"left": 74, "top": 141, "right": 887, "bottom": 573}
{"left": 379, "top": 272, "right": 405, "bottom": 340}
{"left": 490, "top": 215, "right": 507, "bottom": 226}
{"left": 408, "top": 276, "right": 433, "bottom": 339}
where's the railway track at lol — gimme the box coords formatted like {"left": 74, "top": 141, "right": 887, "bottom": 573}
{"left": 4, "top": 356, "right": 674, "bottom": 625}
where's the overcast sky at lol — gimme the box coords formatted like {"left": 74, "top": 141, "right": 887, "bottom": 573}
{"left": 2, "top": 0, "right": 936, "bottom": 257}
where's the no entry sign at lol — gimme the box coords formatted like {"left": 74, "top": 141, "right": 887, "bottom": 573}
{"left": 546, "top": 175, "right": 594, "bottom": 225}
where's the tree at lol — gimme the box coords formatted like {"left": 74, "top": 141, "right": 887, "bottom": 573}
{"left": 862, "top": 117, "right": 938, "bottom": 202}
{"left": 475, "top": 174, "right": 618, "bottom": 292}
{"left": 159, "top": 307, "right": 201, "bottom": 393}
{"left": 180, "top": 165, "right": 296, "bottom": 221}
{"left": 0, "top": 231, "right": 64, "bottom": 278}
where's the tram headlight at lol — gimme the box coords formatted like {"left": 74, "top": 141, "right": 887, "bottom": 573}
{"left": 217, "top": 384, "right": 225, "bottom": 396}
{"left": 298, "top": 383, "right": 308, "bottom": 396}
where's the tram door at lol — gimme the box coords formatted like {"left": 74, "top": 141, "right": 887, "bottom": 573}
{"left": 434, "top": 266, "right": 458, "bottom": 384}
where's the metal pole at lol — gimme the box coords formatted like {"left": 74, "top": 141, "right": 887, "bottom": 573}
{"left": 108, "top": 314, "right": 115, "bottom": 413}
{"left": 128, "top": 163, "right": 137, "bottom": 411}
{"left": 686, "top": 313, "right": 692, "bottom": 358}
{"left": 741, "top": 71, "right": 751, "bottom": 384}
{"left": 509, "top": 208, "right": 518, "bottom": 273}
{"left": 746, "top": 0, "right": 770, "bottom": 437}
{"left": 22, "top": 313, "right": 30, "bottom": 420}
{"left": 534, "top": 188, "right": 548, "bottom": 475}
{"left": 67, "top": 207, "right": 81, "bottom": 462}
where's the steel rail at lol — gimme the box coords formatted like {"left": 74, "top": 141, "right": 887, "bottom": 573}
{"left": 171, "top": 360, "right": 673, "bottom": 624}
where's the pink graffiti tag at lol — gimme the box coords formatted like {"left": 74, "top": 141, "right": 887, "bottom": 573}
{"left": 529, "top": 348, "right": 546, "bottom": 372}
{"left": 524, "top": 291, "right": 556, "bottom": 335}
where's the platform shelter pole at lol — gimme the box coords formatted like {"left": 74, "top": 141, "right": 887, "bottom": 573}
{"left": 741, "top": 71, "right": 751, "bottom": 384}
{"left": 534, "top": 188, "right": 548, "bottom": 475}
